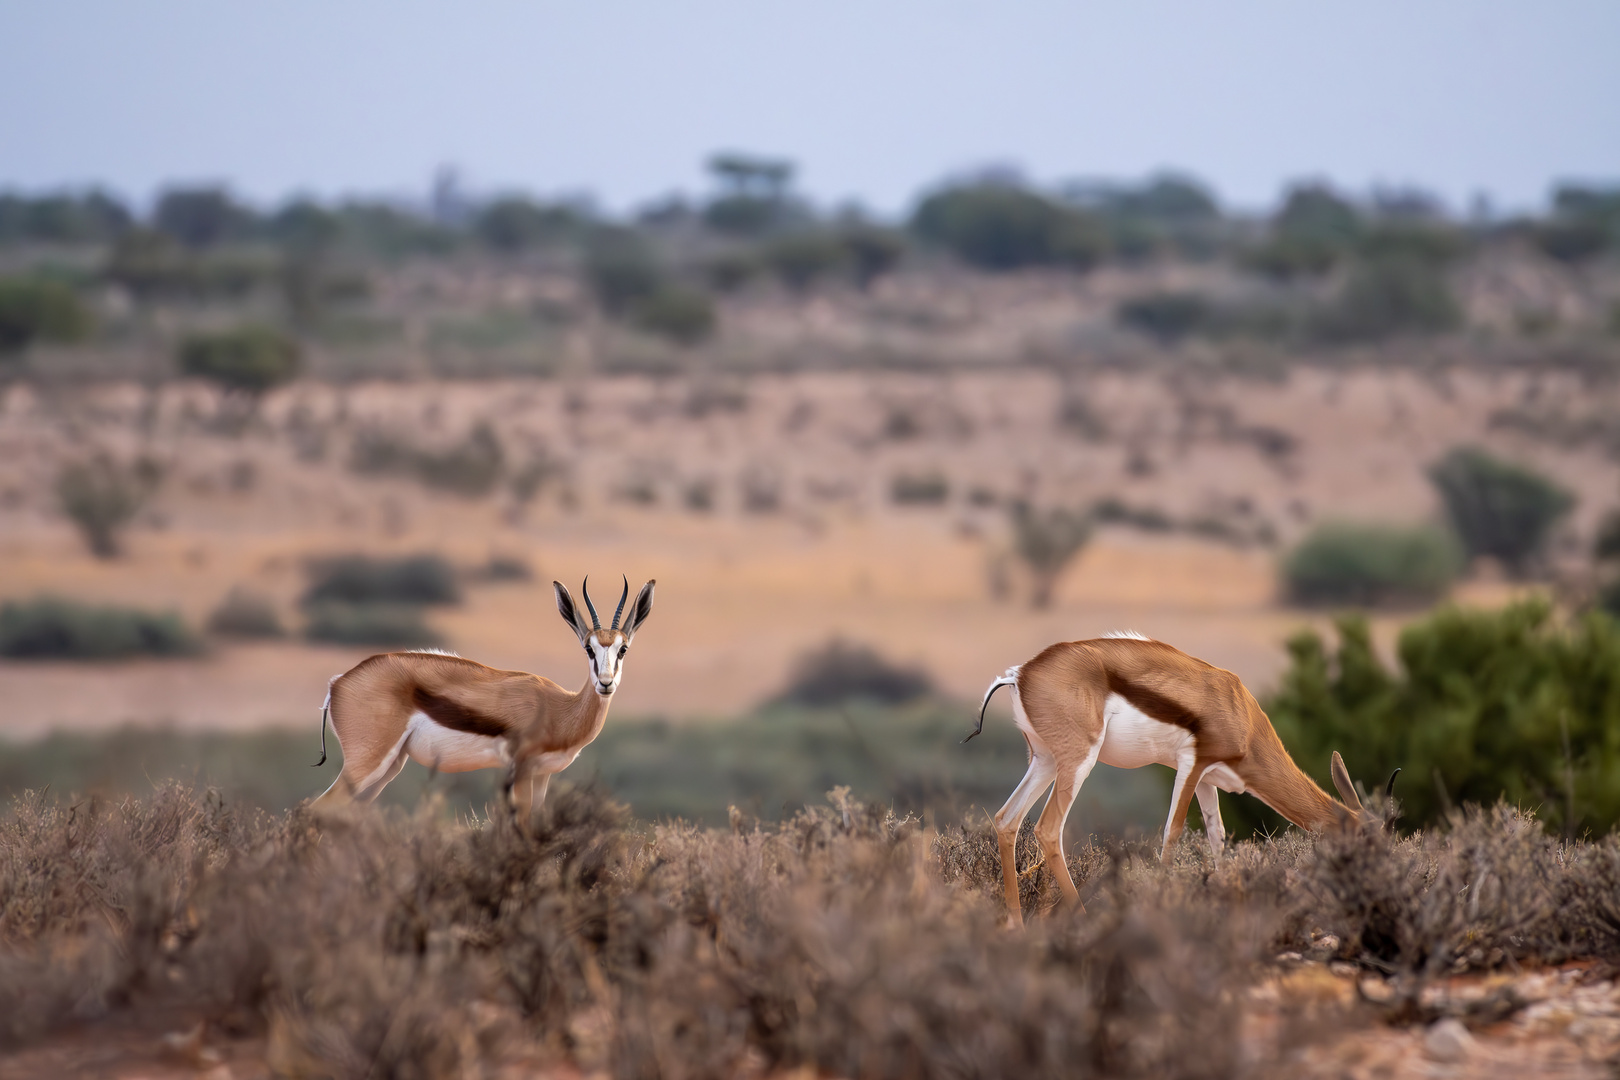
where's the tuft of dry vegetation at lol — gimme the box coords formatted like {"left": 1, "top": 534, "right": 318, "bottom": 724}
{"left": 3, "top": 784, "right": 1619, "bottom": 1076}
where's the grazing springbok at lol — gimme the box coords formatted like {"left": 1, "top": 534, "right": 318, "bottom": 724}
{"left": 311, "top": 576, "right": 654, "bottom": 825}
{"left": 969, "top": 631, "right": 1370, "bottom": 927}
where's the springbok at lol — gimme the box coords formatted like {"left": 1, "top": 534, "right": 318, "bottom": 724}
{"left": 969, "top": 631, "right": 1370, "bottom": 927}
{"left": 311, "top": 576, "right": 654, "bottom": 825}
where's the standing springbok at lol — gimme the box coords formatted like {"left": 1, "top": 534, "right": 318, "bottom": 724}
{"left": 311, "top": 576, "right": 654, "bottom": 825}
{"left": 969, "top": 631, "right": 1369, "bottom": 927}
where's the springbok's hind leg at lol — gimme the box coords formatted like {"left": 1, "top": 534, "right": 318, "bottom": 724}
{"left": 993, "top": 751, "right": 1057, "bottom": 929}
{"left": 1160, "top": 755, "right": 1212, "bottom": 866}
{"left": 1033, "top": 740, "right": 1103, "bottom": 912}
{"left": 1195, "top": 780, "right": 1225, "bottom": 861}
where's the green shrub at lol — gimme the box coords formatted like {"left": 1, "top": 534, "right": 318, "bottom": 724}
{"left": 177, "top": 325, "right": 302, "bottom": 395}
{"left": 890, "top": 472, "right": 949, "bottom": 505}
{"left": 583, "top": 229, "right": 663, "bottom": 315}
{"left": 55, "top": 454, "right": 161, "bottom": 559}
{"left": 1283, "top": 522, "right": 1463, "bottom": 606}
{"left": 1428, "top": 447, "right": 1574, "bottom": 575}
{"left": 152, "top": 186, "right": 255, "bottom": 247}
{"left": 774, "top": 639, "right": 934, "bottom": 706}
{"left": 0, "top": 597, "right": 199, "bottom": 659}
{"left": 0, "top": 189, "right": 131, "bottom": 244}
{"left": 840, "top": 226, "right": 906, "bottom": 289}
{"left": 350, "top": 423, "right": 505, "bottom": 497}
{"left": 1116, "top": 291, "right": 1211, "bottom": 342}
{"left": 631, "top": 286, "right": 716, "bottom": 346}
{"left": 1311, "top": 254, "right": 1459, "bottom": 341}
{"left": 205, "top": 588, "right": 285, "bottom": 638}
{"left": 1009, "top": 501, "right": 1093, "bottom": 608}
{"left": 910, "top": 184, "right": 1106, "bottom": 271}
{"left": 1240, "top": 601, "right": 1620, "bottom": 837}
{"left": 302, "top": 603, "right": 443, "bottom": 648}
{"left": 474, "top": 197, "right": 582, "bottom": 252}
{"left": 1245, "top": 183, "right": 1361, "bottom": 278}
{"left": 0, "top": 277, "right": 93, "bottom": 353}
{"left": 301, "top": 553, "right": 460, "bottom": 608}
{"left": 763, "top": 231, "right": 847, "bottom": 291}
{"left": 703, "top": 251, "right": 762, "bottom": 292}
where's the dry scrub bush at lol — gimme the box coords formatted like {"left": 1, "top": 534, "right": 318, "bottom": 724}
{"left": 4, "top": 784, "right": 1620, "bottom": 1076}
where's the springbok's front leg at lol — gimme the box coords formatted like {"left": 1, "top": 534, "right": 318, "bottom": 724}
{"left": 504, "top": 760, "right": 552, "bottom": 832}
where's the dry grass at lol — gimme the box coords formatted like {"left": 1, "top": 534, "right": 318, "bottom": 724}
{"left": 3, "top": 784, "right": 1619, "bottom": 1077}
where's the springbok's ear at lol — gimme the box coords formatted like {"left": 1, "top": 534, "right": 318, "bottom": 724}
{"left": 553, "top": 581, "right": 589, "bottom": 644}
{"left": 621, "top": 580, "right": 655, "bottom": 639}
{"left": 1329, "top": 751, "right": 1365, "bottom": 815}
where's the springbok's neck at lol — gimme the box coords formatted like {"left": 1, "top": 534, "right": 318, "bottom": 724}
{"left": 565, "top": 673, "right": 614, "bottom": 737}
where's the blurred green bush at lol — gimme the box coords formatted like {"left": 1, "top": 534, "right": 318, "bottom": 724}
{"left": 774, "top": 639, "right": 935, "bottom": 707}
{"left": 0, "top": 597, "right": 199, "bottom": 659}
{"left": 1116, "top": 291, "right": 1211, "bottom": 343}
{"left": 1283, "top": 522, "right": 1463, "bottom": 607}
{"left": 0, "top": 276, "right": 93, "bottom": 353}
{"left": 177, "top": 324, "right": 302, "bottom": 395}
{"left": 302, "top": 603, "right": 443, "bottom": 648}
{"left": 301, "top": 553, "right": 461, "bottom": 608}
{"left": 911, "top": 184, "right": 1106, "bottom": 271}
{"left": 1228, "top": 601, "right": 1620, "bottom": 839}
{"left": 1428, "top": 447, "right": 1574, "bottom": 575}
{"left": 206, "top": 588, "right": 286, "bottom": 639}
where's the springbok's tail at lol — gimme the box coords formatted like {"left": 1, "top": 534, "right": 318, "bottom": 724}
{"left": 964, "top": 666, "right": 1020, "bottom": 744}
{"left": 312, "top": 677, "right": 339, "bottom": 767}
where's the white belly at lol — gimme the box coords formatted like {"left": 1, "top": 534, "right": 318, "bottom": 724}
{"left": 404, "top": 712, "right": 511, "bottom": 773}
{"left": 1095, "top": 694, "right": 1246, "bottom": 792}
{"left": 1098, "top": 693, "right": 1193, "bottom": 770}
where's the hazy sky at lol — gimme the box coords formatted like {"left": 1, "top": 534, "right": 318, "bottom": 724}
{"left": 3, "top": 0, "right": 1616, "bottom": 216}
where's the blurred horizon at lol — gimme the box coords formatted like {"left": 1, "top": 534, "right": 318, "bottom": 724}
{"left": 3, "top": 0, "right": 1617, "bottom": 215}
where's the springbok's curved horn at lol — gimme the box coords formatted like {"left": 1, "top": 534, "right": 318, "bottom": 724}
{"left": 582, "top": 576, "right": 601, "bottom": 629}
{"left": 1385, "top": 768, "right": 1401, "bottom": 800}
{"left": 611, "top": 575, "right": 630, "bottom": 630}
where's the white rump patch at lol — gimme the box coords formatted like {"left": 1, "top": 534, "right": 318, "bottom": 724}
{"left": 1103, "top": 629, "right": 1150, "bottom": 641}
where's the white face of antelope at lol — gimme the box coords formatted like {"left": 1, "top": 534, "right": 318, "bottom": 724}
{"left": 555, "top": 576, "right": 656, "bottom": 699}
{"left": 585, "top": 630, "right": 629, "bottom": 696}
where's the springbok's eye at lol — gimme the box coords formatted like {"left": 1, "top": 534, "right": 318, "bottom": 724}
{"left": 618, "top": 645, "right": 628, "bottom": 657}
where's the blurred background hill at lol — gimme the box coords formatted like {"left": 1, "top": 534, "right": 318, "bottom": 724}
{"left": 2, "top": 0, "right": 1619, "bottom": 840}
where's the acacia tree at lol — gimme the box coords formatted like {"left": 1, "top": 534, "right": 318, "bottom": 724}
{"left": 1009, "top": 501, "right": 1093, "bottom": 608}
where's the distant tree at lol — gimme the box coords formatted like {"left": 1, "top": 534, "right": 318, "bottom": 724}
{"left": 1116, "top": 291, "right": 1211, "bottom": 343}
{"left": 1537, "top": 184, "right": 1620, "bottom": 263}
{"left": 153, "top": 186, "right": 255, "bottom": 248}
{"left": 583, "top": 229, "right": 664, "bottom": 315}
{"left": 1246, "top": 182, "right": 1362, "bottom": 278}
{"left": 631, "top": 286, "right": 716, "bottom": 346}
{"left": 911, "top": 184, "right": 1106, "bottom": 272}
{"left": 474, "top": 197, "right": 582, "bottom": 253}
{"left": 764, "top": 231, "right": 847, "bottom": 291}
{"left": 1009, "top": 501, "right": 1093, "bottom": 608}
{"left": 841, "top": 226, "right": 906, "bottom": 290}
{"left": 55, "top": 453, "right": 163, "bottom": 558}
{"left": 0, "top": 190, "right": 131, "bottom": 245}
{"left": 1428, "top": 447, "right": 1574, "bottom": 575}
{"left": 708, "top": 153, "right": 795, "bottom": 199}
{"left": 177, "top": 325, "right": 302, "bottom": 396}
{"left": 704, "top": 152, "right": 800, "bottom": 236}
{"left": 0, "top": 277, "right": 93, "bottom": 353}
{"left": 267, "top": 199, "right": 340, "bottom": 253}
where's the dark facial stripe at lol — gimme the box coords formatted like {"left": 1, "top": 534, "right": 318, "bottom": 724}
{"left": 411, "top": 685, "right": 509, "bottom": 739}
{"left": 1106, "top": 673, "right": 1203, "bottom": 734}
